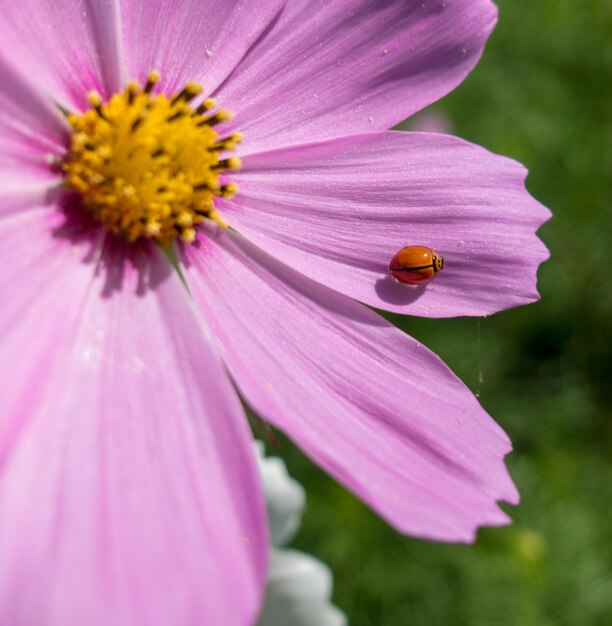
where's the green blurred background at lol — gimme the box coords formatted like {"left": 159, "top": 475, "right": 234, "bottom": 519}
{"left": 270, "top": 1, "right": 612, "bottom": 624}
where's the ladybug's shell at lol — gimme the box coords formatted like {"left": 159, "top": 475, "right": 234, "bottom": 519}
{"left": 389, "top": 246, "right": 437, "bottom": 285}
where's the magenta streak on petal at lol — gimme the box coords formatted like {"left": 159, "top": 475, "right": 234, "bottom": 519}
{"left": 0, "top": 0, "right": 124, "bottom": 111}
{"left": 225, "top": 131, "right": 551, "bottom": 318}
{"left": 0, "top": 210, "right": 267, "bottom": 626}
{"left": 120, "top": 0, "right": 288, "bottom": 97}
{"left": 216, "top": 0, "right": 497, "bottom": 154}
{"left": 182, "top": 229, "right": 519, "bottom": 543}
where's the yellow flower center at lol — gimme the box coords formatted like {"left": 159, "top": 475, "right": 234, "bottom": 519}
{"left": 62, "top": 71, "right": 241, "bottom": 245}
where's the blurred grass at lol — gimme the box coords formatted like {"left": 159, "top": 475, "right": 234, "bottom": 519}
{"left": 269, "top": 1, "right": 612, "bottom": 624}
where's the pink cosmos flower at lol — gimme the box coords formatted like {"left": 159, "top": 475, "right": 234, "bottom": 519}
{"left": 0, "top": 0, "right": 550, "bottom": 624}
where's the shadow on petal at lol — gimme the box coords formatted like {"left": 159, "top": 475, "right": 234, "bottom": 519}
{"left": 375, "top": 274, "right": 427, "bottom": 305}
{"left": 49, "top": 190, "right": 172, "bottom": 299}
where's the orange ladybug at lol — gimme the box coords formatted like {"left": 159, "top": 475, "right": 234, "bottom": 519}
{"left": 389, "top": 246, "right": 445, "bottom": 285}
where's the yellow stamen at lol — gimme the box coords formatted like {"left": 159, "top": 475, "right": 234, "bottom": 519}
{"left": 62, "top": 72, "right": 237, "bottom": 245}
{"left": 181, "top": 227, "right": 197, "bottom": 243}
{"left": 194, "top": 98, "right": 217, "bottom": 116}
{"left": 144, "top": 70, "right": 161, "bottom": 94}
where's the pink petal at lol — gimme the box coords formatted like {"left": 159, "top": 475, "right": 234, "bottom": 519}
{"left": 0, "top": 210, "right": 267, "bottom": 625}
{"left": 120, "top": 0, "right": 287, "bottom": 96}
{"left": 217, "top": 0, "right": 497, "bottom": 154}
{"left": 226, "top": 131, "right": 550, "bottom": 318}
{"left": 0, "top": 0, "right": 123, "bottom": 111}
{"left": 182, "top": 229, "right": 519, "bottom": 543}
{"left": 0, "top": 186, "right": 60, "bottom": 219}
{"left": 0, "top": 52, "right": 67, "bottom": 184}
